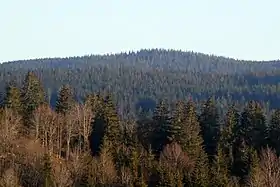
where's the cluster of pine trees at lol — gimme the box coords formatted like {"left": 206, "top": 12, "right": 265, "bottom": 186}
{"left": 1, "top": 71, "right": 280, "bottom": 187}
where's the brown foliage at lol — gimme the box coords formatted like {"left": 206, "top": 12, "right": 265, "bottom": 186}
{"left": 248, "top": 147, "right": 280, "bottom": 187}
{"left": 0, "top": 108, "right": 21, "bottom": 145}
{"left": 52, "top": 162, "right": 73, "bottom": 187}
{"left": 33, "top": 104, "right": 57, "bottom": 155}
{"left": 160, "top": 142, "right": 194, "bottom": 171}
{"left": 76, "top": 103, "right": 94, "bottom": 151}
{"left": 0, "top": 168, "right": 21, "bottom": 187}
{"left": 87, "top": 146, "right": 118, "bottom": 186}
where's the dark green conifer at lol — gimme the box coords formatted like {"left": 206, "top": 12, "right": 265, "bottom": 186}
{"left": 89, "top": 94, "right": 122, "bottom": 158}
{"left": 55, "top": 84, "right": 74, "bottom": 115}
{"left": 191, "top": 150, "right": 210, "bottom": 187}
{"left": 232, "top": 137, "right": 251, "bottom": 184}
{"left": 151, "top": 100, "right": 172, "bottom": 156}
{"left": 20, "top": 71, "right": 45, "bottom": 129}
{"left": 211, "top": 144, "right": 230, "bottom": 187}
{"left": 220, "top": 105, "right": 239, "bottom": 171}
{"left": 172, "top": 100, "right": 210, "bottom": 186}
{"left": 169, "top": 100, "right": 185, "bottom": 143}
{"left": 268, "top": 109, "right": 280, "bottom": 155}
{"left": 4, "top": 81, "right": 21, "bottom": 114}
{"left": 181, "top": 100, "right": 205, "bottom": 158}
{"left": 240, "top": 101, "right": 267, "bottom": 151}
{"left": 199, "top": 97, "right": 220, "bottom": 163}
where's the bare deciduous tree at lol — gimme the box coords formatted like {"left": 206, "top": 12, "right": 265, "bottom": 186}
{"left": 65, "top": 106, "right": 79, "bottom": 160}
{"left": 158, "top": 142, "right": 194, "bottom": 187}
{"left": 0, "top": 108, "right": 21, "bottom": 144}
{"left": 33, "top": 106, "right": 43, "bottom": 141}
{"left": 33, "top": 104, "right": 57, "bottom": 155}
{"left": 68, "top": 149, "right": 90, "bottom": 185}
{"left": 78, "top": 103, "right": 94, "bottom": 151}
{"left": 87, "top": 143, "right": 117, "bottom": 186}
{"left": 160, "top": 142, "right": 194, "bottom": 171}
{"left": 53, "top": 161, "right": 73, "bottom": 187}
{"left": 55, "top": 114, "right": 64, "bottom": 159}
{"left": 248, "top": 147, "right": 280, "bottom": 187}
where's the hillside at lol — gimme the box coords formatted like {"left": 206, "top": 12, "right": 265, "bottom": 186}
{"left": 2, "top": 49, "right": 280, "bottom": 186}
{"left": 1, "top": 49, "right": 280, "bottom": 117}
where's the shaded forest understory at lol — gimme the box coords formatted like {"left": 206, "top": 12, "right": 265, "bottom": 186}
{"left": 1, "top": 49, "right": 280, "bottom": 186}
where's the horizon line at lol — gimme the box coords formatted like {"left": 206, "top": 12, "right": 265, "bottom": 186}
{"left": 1, "top": 48, "right": 280, "bottom": 64}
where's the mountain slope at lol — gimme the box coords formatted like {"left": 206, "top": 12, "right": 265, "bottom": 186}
{"left": 1, "top": 49, "right": 280, "bottom": 117}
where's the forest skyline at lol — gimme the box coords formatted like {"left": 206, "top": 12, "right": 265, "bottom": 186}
{"left": 1, "top": 48, "right": 280, "bottom": 64}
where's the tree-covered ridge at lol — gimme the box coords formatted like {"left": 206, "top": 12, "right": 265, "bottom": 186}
{"left": 2, "top": 49, "right": 280, "bottom": 72}
{"left": 1, "top": 49, "right": 280, "bottom": 118}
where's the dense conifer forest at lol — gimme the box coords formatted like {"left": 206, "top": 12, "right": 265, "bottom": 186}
{"left": 1, "top": 49, "right": 280, "bottom": 186}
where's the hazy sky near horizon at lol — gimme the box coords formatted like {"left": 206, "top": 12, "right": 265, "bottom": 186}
{"left": 0, "top": 0, "right": 279, "bottom": 62}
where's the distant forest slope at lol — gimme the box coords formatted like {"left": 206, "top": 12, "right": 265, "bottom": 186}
{"left": 1, "top": 49, "right": 280, "bottom": 117}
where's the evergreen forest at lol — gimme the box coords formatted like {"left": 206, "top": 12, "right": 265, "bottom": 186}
{"left": 1, "top": 49, "right": 280, "bottom": 186}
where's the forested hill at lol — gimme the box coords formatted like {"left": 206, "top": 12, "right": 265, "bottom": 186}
{"left": 1, "top": 49, "right": 280, "bottom": 117}
{"left": 2, "top": 49, "right": 280, "bottom": 73}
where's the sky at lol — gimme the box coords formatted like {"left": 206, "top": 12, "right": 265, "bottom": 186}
{"left": 0, "top": 0, "right": 280, "bottom": 62}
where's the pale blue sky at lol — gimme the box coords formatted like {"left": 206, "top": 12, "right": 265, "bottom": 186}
{"left": 0, "top": 0, "right": 279, "bottom": 62}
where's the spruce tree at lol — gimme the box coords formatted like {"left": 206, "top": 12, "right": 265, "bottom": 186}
{"left": 172, "top": 100, "right": 210, "bottom": 186}
{"left": 20, "top": 71, "right": 45, "bottom": 130}
{"left": 240, "top": 101, "right": 267, "bottom": 151}
{"left": 220, "top": 105, "right": 239, "bottom": 172}
{"left": 89, "top": 99, "right": 106, "bottom": 156}
{"left": 55, "top": 84, "right": 74, "bottom": 115}
{"left": 199, "top": 97, "right": 220, "bottom": 163}
{"left": 89, "top": 94, "right": 122, "bottom": 158}
{"left": 170, "top": 100, "right": 185, "bottom": 144}
{"left": 181, "top": 100, "right": 205, "bottom": 158}
{"left": 232, "top": 137, "right": 252, "bottom": 184}
{"left": 102, "top": 94, "right": 122, "bottom": 152}
{"left": 268, "top": 109, "right": 280, "bottom": 155}
{"left": 191, "top": 150, "right": 210, "bottom": 187}
{"left": 3, "top": 81, "right": 21, "bottom": 114}
{"left": 247, "top": 148, "right": 260, "bottom": 186}
{"left": 151, "top": 100, "right": 172, "bottom": 156}
{"left": 180, "top": 107, "right": 210, "bottom": 186}
{"left": 211, "top": 144, "right": 230, "bottom": 187}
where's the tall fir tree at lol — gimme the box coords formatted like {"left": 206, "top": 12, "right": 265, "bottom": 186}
{"left": 55, "top": 84, "right": 74, "bottom": 115}
{"left": 89, "top": 96, "right": 106, "bottom": 156}
{"left": 191, "top": 150, "right": 210, "bottom": 187}
{"left": 182, "top": 100, "right": 210, "bottom": 186}
{"left": 103, "top": 94, "right": 122, "bottom": 152}
{"left": 232, "top": 137, "right": 252, "bottom": 185}
{"left": 268, "top": 109, "right": 280, "bottom": 155}
{"left": 20, "top": 71, "right": 45, "bottom": 130}
{"left": 199, "top": 97, "right": 220, "bottom": 163}
{"left": 181, "top": 100, "right": 205, "bottom": 158}
{"left": 170, "top": 100, "right": 185, "bottom": 144}
{"left": 3, "top": 81, "right": 21, "bottom": 114}
{"left": 240, "top": 101, "right": 267, "bottom": 152}
{"left": 220, "top": 104, "right": 240, "bottom": 172}
{"left": 247, "top": 149, "right": 260, "bottom": 187}
{"left": 89, "top": 94, "right": 122, "bottom": 159}
{"left": 151, "top": 100, "right": 172, "bottom": 156}
{"left": 210, "top": 143, "right": 230, "bottom": 187}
